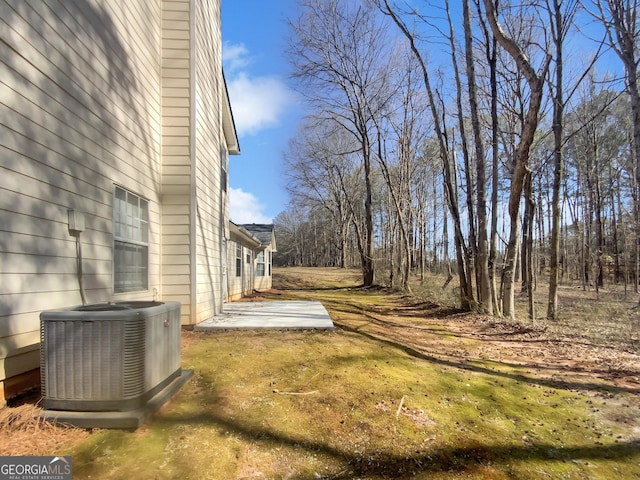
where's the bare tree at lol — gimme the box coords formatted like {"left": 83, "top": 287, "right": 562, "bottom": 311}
{"left": 289, "top": 0, "right": 393, "bottom": 286}
{"left": 285, "top": 119, "right": 361, "bottom": 268}
{"left": 462, "top": 0, "right": 494, "bottom": 314}
{"left": 483, "top": 0, "right": 551, "bottom": 319}
{"left": 473, "top": 0, "right": 502, "bottom": 315}
{"left": 594, "top": 0, "right": 640, "bottom": 293}
{"left": 380, "top": 0, "right": 472, "bottom": 310}
{"left": 367, "top": 48, "right": 426, "bottom": 291}
{"left": 546, "top": 0, "right": 600, "bottom": 319}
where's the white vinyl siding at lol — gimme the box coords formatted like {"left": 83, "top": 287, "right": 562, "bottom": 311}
{"left": 193, "top": 0, "right": 225, "bottom": 322}
{"left": 161, "top": 0, "right": 193, "bottom": 324}
{"left": 236, "top": 243, "right": 242, "bottom": 277}
{"left": 0, "top": 0, "right": 163, "bottom": 401}
{"left": 1, "top": 0, "right": 233, "bottom": 402}
{"left": 253, "top": 246, "right": 274, "bottom": 292}
{"left": 226, "top": 240, "right": 250, "bottom": 301}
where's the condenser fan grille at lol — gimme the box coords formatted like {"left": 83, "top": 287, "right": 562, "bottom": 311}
{"left": 40, "top": 301, "right": 181, "bottom": 412}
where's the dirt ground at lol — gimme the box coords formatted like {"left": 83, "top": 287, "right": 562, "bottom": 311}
{"left": 360, "top": 300, "right": 640, "bottom": 394}
{"left": 268, "top": 267, "right": 640, "bottom": 395}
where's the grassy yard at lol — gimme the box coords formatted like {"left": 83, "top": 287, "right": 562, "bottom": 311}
{"left": 2, "top": 267, "right": 639, "bottom": 479}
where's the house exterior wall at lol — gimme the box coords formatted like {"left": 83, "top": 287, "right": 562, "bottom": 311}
{"left": 0, "top": 0, "right": 231, "bottom": 403}
{"left": 253, "top": 247, "right": 274, "bottom": 291}
{"left": 0, "top": 0, "right": 164, "bottom": 403}
{"left": 161, "top": 0, "right": 193, "bottom": 325}
{"left": 226, "top": 241, "right": 254, "bottom": 301}
{"left": 161, "top": 0, "right": 229, "bottom": 325}
{"left": 225, "top": 243, "right": 274, "bottom": 299}
{"left": 193, "top": 0, "right": 226, "bottom": 322}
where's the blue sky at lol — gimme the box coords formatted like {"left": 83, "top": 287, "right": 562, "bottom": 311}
{"left": 220, "top": 1, "right": 621, "bottom": 226}
{"left": 222, "top": 1, "right": 302, "bottom": 224}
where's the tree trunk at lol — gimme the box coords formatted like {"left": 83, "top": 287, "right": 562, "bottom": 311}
{"left": 594, "top": 150, "right": 604, "bottom": 289}
{"left": 523, "top": 169, "right": 535, "bottom": 320}
{"left": 476, "top": 0, "right": 501, "bottom": 316}
{"left": 611, "top": 163, "right": 620, "bottom": 282}
{"left": 502, "top": 215, "right": 521, "bottom": 319}
{"left": 382, "top": 0, "right": 470, "bottom": 309}
{"left": 363, "top": 136, "right": 375, "bottom": 287}
{"left": 462, "top": 0, "right": 493, "bottom": 314}
{"left": 446, "top": 0, "right": 477, "bottom": 306}
{"left": 483, "top": 0, "right": 550, "bottom": 320}
{"left": 547, "top": 0, "right": 564, "bottom": 320}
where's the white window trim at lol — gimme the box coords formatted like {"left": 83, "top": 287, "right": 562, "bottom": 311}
{"left": 256, "top": 251, "right": 265, "bottom": 277}
{"left": 113, "top": 185, "right": 150, "bottom": 294}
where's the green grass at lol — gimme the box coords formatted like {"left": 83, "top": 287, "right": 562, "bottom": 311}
{"left": 65, "top": 267, "right": 640, "bottom": 479}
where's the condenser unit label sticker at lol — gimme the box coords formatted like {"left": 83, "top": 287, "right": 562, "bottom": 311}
{"left": 0, "top": 456, "right": 72, "bottom": 480}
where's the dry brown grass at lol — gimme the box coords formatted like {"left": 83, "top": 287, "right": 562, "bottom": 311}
{"left": 410, "top": 271, "right": 640, "bottom": 353}
{"left": 0, "top": 402, "right": 89, "bottom": 456}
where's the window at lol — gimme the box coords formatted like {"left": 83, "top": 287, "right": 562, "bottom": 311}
{"left": 221, "top": 149, "right": 228, "bottom": 193}
{"left": 221, "top": 164, "right": 227, "bottom": 193}
{"left": 113, "top": 186, "right": 149, "bottom": 293}
{"left": 268, "top": 250, "right": 272, "bottom": 276}
{"left": 235, "top": 243, "right": 242, "bottom": 277}
{"left": 256, "top": 251, "right": 265, "bottom": 277}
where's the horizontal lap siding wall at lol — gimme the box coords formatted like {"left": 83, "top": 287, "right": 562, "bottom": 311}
{"left": 254, "top": 246, "right": 274, "bottom": 291}
{"left": 194, "top": 0, "right": 225, "bottom": 322}
{"left": 226, "top": 241, "right": 251, "bottom": 301}
{"left": 0, "top": 0, "right": 163, "bottom": 400}
{"left": 161, "top": 0, "right": 192, "bottom": 324}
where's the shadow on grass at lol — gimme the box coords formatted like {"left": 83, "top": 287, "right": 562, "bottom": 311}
{"left": 333, "top": 320, "right": 640, "bottom": 396}
{"left": 139, "top": 410, "right": 640, "bottom": 479}
{"left": 331, "top": 303, "right": 604, "bottom": 347}
{"left": 275, "top": 283, "right": 363, "bottom": 293}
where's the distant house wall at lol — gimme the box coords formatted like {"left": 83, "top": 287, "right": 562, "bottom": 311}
{"left": 239, "top": 225, "right": 276, "bottom": 293}
{"left": 226, "top": 223, "right": 261, "bottom": 301}
{"left": 0, "top": 0, "right": 164, "bottom": 402}
{"left": 226, "top": 242, "right": 251, "bottom": 301}
{"left": 253, "top": 247, "right": 274, "bottom": 291}
{"left": 226, "top": 241, "right": 240, "bottom": 301}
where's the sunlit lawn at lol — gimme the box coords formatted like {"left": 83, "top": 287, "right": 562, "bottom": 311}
{"left": 67, "top": 267, "right": 640, "bottom": 479}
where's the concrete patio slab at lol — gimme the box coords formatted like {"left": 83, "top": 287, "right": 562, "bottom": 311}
{"left": 194, "top": 301, "right": 334, "bottom": 330}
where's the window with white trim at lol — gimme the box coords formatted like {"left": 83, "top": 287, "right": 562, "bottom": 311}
{"left": 235, "top": 243, "right": 242, "bottom": 277}
{"left": 256, "top": 251, "right": 265, "bottom": 277}
{"left": 113, "top": 186, "right": 149, "bottom": 293}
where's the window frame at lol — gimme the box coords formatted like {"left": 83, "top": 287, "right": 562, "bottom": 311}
{"left": 235, "top": 243, "right": 242, "bottom": 277}
{"left": 113, "top": 186, "right": 149, "bottom": 293}
{"left": 256, "top": 251, "right": 265, "bottom": 277}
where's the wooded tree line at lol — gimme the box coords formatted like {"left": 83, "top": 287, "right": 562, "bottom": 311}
{"left": 274, "top": 0, "right": 640, "bottom": 320}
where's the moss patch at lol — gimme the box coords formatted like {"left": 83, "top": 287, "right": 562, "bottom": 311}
{"left": 63, "top": 267, "right": 640, "bottom": 479}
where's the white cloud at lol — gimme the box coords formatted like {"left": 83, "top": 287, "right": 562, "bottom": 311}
{"left": 227, "top": 73, "right": 296, "bottom": 136}
{"left": 229, "top": 187, "right": 273, "bottom": 224}
{"left": 222, "top": 41, "right": 250, "bottom": 73}
{"left": 223, "top": 42, "right": 297, "bottom": 137}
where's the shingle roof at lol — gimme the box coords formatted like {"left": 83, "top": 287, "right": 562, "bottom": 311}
{"left": 239, "top": 224, "right": 274, "bottom": 246}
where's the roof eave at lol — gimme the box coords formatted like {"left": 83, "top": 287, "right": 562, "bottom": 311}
{"left": 229, "top": 221, "right": 261, "bottom": 248}
{"left": 222, "top": 69, "right": 240, "bottom": 155}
